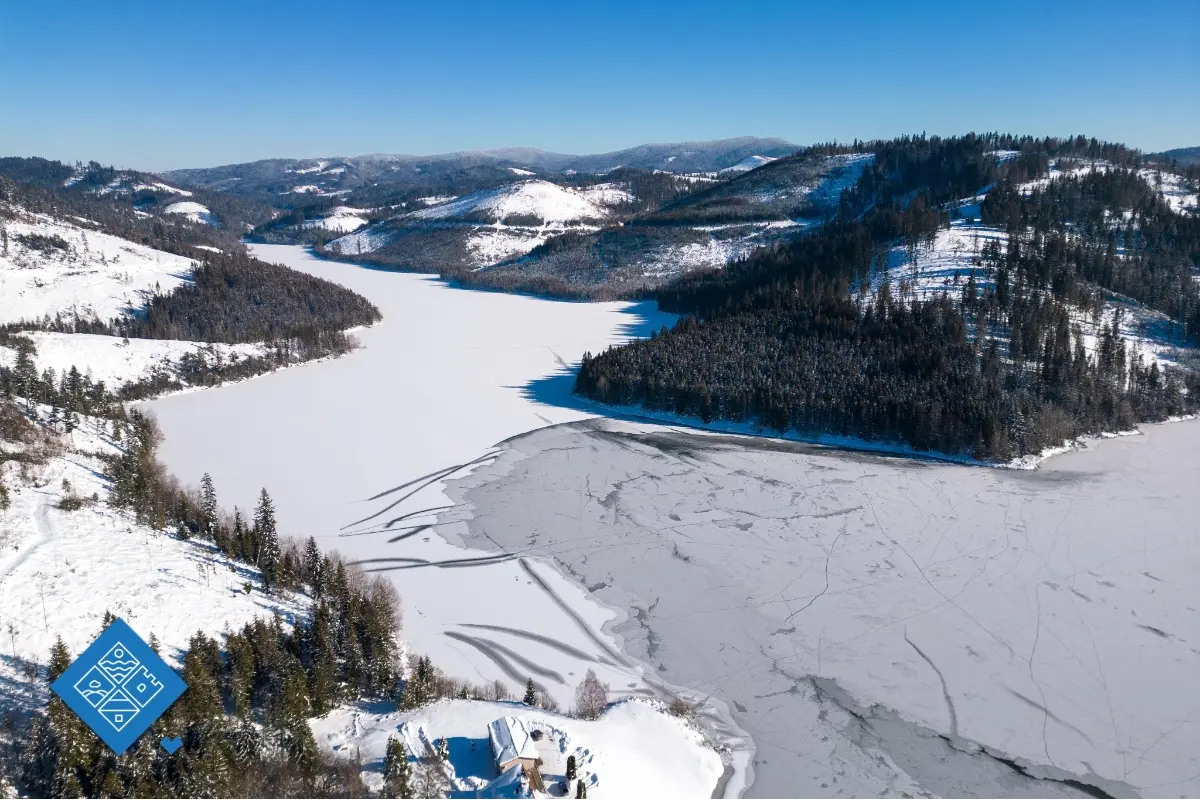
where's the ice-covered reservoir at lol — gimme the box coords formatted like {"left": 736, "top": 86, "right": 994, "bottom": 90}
{"left": 148, "top": 244, "right": 1200, "bottom": 798}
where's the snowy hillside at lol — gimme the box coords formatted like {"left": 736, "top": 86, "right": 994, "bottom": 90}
{"left": 407, "top": 180, "right": 609, "bottom": 224}
{"left": 0, "top": 409, "right": 305, "bottom": 714}
{"left": 0, "top": 209, "right": 194, "bottom": 325}
{"left": 311, "top": 698, "right": 723, "bottom": 798}
{"left": 0, "top": 332, "right": 267, "bottom": 388}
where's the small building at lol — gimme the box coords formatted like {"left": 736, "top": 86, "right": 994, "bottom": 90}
{"left": 487, "top": 716, "right": 540, "bottom": 775}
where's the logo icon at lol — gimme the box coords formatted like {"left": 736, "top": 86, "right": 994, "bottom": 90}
{"left": 51, "top": 618, "right": 187, "bottom": 755}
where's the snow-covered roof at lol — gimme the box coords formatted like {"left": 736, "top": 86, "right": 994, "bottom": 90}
{"left": 487, "top": 716, "right": 538, "bottom": 769}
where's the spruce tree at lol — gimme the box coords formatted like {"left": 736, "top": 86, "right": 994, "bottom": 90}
{"left": 523, "top": 677, "right": 537, "bottom": 706}
{"left": 382, "top": 736, "right": 413, "bottom": 799}
{"left": 566, "top": 754, "right": 577, "bottom": 780}
{"left": 200, "top": 473, "right": 218, "bottom": 539}
{"left": 254, "top": 488, "right": 280, "bottom": 589}
{"left": 576, "top": 778, "right": 587, "bottom": 798}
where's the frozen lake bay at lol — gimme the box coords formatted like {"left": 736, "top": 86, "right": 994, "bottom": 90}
{"left": 441, "top": 418, "right": 1200, "bottom": 798}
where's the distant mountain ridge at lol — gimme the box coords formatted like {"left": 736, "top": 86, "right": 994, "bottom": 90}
{"left": 1150, "top": 146, "right": 1200, "bottom": 166}
{"left": 160, "top": 137, "right": 799, "bottom": 200}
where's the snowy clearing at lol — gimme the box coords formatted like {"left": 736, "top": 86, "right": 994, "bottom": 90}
{"left": 304, "top": 205, "right": 369, "bottom": 233}
{"left": 721, "top": 154, "right": 776, "bottom": 173}
{"left": 577, "top": 183, "right": 636, "bottom": 206}
{"left": 407, "top": 181, "right": 609, "bottom": 224}
{"left": 133, "top": 182, "right": 192, "bottom": 197}
{"left": 0, "top": 332, "right": 266, "bottom": 388}
{"left": 0, "top": 210, "right": 195, "bottom": 325}
{"left": 311, "top": 698, "right": 723, "bottom": 798}
{"left": 162, "top": 200, "right": 216, "bottom": 225}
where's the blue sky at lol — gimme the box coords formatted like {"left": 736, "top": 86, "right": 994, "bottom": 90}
{"left": 2, "top": 0, "right": 1197, "bottom": 170}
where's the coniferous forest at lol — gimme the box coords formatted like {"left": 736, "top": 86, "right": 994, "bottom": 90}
{"left": 576, "top": 134, "right": 1200, "bottom": 460}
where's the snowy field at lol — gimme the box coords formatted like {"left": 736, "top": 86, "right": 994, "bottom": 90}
{"left": 312, "top": 698, "right": 723, "bottom": 797}
{"left": 442, "top": 416, "right": 1200, "bottom": 798}
{"left": 0, "top": 412, "right": 303, "bottom": 715}
{"left": 0, "top": 332, "right": 266, "bottom": 388}
{"left": 0, "top": 212, "right": 195, "bottom": 325}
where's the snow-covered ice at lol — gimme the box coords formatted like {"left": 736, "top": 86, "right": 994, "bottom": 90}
{"left": 145, "top": 244, "right": 685, "bottom": 713}
{"left": 441, "top": 415, "right": 1200, "bottom": 798}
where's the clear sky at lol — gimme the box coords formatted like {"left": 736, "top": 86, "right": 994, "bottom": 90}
{"left": 2, "top": 0, "right": 1196, "bottom": 171}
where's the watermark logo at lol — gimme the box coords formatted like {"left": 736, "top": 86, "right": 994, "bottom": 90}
{"left": 50, "top": 618, "right": 187, "bottom": 755}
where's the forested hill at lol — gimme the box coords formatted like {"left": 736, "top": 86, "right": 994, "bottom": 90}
{"left": 576, "top": 134, "right": 1200, "bottom": 462}
{"left": 1, "top": 167, "right": 381, "bottom": 350}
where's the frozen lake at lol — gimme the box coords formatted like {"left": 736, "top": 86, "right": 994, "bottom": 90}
{"left": 148, "top": 244, "right": 1200, "bottom": 798}
{"left": 442, "top": 417, "right": 1200, "bottom": 798}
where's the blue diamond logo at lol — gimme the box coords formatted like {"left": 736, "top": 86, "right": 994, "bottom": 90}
{"left": 51, "top": 618, "right": 187, "bottom": 755}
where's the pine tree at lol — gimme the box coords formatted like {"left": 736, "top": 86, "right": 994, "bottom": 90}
{"left": 254, "top": 488, "right": 280, "bottom": 589}
{"left": 200, "top": 473, "right": 218, "bottom": 539}
{"left": 523, "top": 677, "right": 537, "bottom": 706}
{"left": 382, "top": 736, "right": 413, "bottom": 799}
{"left": 576, "top": 778, "right": 588, "bottom": 798}
{"left": 566, "top": 754, "right": 577, "bottom": 780}
{"left": 303, "top": 536, "right": 322, "bottom": 592}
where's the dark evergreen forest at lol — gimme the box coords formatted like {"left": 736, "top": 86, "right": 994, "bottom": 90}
{"left": 576, "top": 134, "right": 1200, "bottom": 460}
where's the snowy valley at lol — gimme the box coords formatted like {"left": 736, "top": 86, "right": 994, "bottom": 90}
{"left": 2, "top": 134, "right": 1200, "bottom": 799}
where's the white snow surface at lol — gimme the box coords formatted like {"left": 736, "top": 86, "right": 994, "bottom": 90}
{"left": 721, "top": 154, "right": 776, "bottom": 173}
{"left": 0, "top": 332, "right": 266, "bottom": 388}
{"left": 407, "top": 180, "right": 609, "bottom": 224}
{"left": 310, "top": 698, "right": 723, "bottom": 798}
{"left": 507, "top": 167, "right": 535, "bottom": 176}
{"left": 0, "top": 412, "right": 305, "bottom": 712}
{"left": 162, "top": 201, "right": 216, "bottom": 225}
{"left": 133, "top": 182, "right": 193, "bottom": 197}
{"left": 0, "top": 210, "right": 195, "bottom": 325}
{"left": 304, "top": 205, "right": 369, "bottom": 233}
{"left": 577, "top": 182, "right": 636, "bottom": 206}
